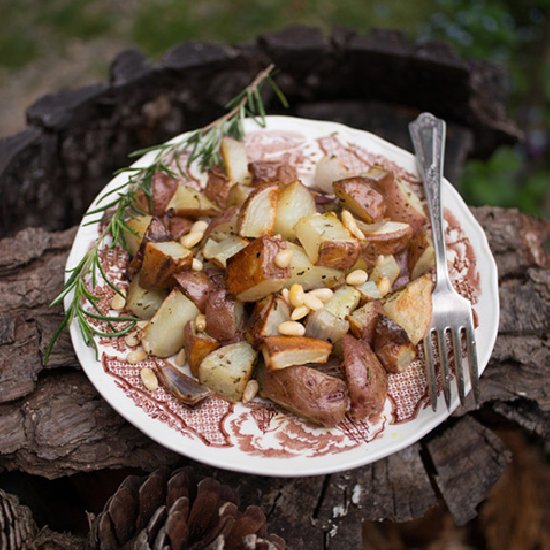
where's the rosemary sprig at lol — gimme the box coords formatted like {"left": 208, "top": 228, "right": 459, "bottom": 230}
{"left": 45, "top": 64, "right": 286, "bottom": 364}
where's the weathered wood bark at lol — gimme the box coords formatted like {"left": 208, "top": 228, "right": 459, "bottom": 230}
{"left": 0, "top": 207, "right": 547, "bottom": 547}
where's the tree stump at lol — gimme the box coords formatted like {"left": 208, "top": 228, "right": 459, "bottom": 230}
{"left": 0, "top": 26, "right": 547, "bottom": 549}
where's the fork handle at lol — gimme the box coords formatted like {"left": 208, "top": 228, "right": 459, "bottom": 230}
{"left": 409, "top": 113, "right": 451, "bottom": 289}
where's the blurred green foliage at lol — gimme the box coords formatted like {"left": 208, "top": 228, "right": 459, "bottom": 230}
{"left": 0, "top": 0, "right": 548, "bottom": 216}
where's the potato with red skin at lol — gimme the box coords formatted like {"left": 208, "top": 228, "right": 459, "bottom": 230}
{"left": 168, "top": 216, "right": 193, "bottom": 240}
{"left": 204, "top": 288, "right": 246, "bottom": 343}
{"left": 342, "top": 335, "right": 387, "bottom": 422}
{"left": 247, "top": 295, "right": 290, "bottom": 345}
{"left": 237, "top": 183, "right": 279, "bottom": 238}
{"left": 248, "top": 161, "right": 297, "bottom": 185}
{"left": 371, "top": 171, "right": 426, "bottom": 233}
{"left": 204, "top": 168, "right": 234, "bottom": 208}
{"left": 173, "top": 271, "right": 215, "bottom": 312}
{"left": 358, "top": 221, "right": 414, "bottom": 265}
{"left": 261, "top": 336, "right": 332, "bottom": 370}
{"left": 333, "top": 177, "right": 386, "bottom": 223}
{"left": 203, "top": 207, "right": 239, "bottom": 242}
{"left": 150, "top": 172, "right": 179, "bottom": 216}
{"left": 374, "top": 315, "right": 417, "bottom": 373}
{"left": 347, "top": 301, "right": 383, "bottom": 345}
{"left": 184, "top": 321, "right": 220, "bottom": 378}
{"left": 257, "top": 364, "right": 349, "bottom": 427}
{"left": 127, "top": 216, "right": 171, "bottom": 277}
{"left": 408, "top": 228, "right": 435, "bottom": 280}
{"left": 342, "top": 336, "right": 387, "bottom": 419}
{"left": 139, "top": 241, "right": 193, "bottom": 290}
{"left": 225, "top": 236, "right": 290, "bottom": 301}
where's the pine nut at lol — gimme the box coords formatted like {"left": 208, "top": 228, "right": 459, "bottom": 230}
{"left": 181, "top": 232, "right": 203, "bottom": 249}
{"left": 377, "top": 277, "right": 392, "bottom": 296}
{"left": 110, "top": 291, "right": 126, "bottom": 311}
{"left": 191, "top": 220, "right": 209, "bottom": 234}
{"left": 278, "top": 320, "right": 305, "bottom": 336}
{"left": 174, "top": 348, "right": 187, "bottom": 366}
{"left": 341, "top": 209, "right": 365, "bottom": 239}
{"left": 137, "top": 320, "right": 149, "bottom": 329}
{"left": 376, "top": 255, "right": 385, "bottom": 266}
{"left": 192, "top": 258, "right": 203, "bottom": 271}
{"left": 291, "top": 306, "right": 309, "bottom": 320}
{"left": 140, "top": 366, "right": 158, "bottom": 391}
{"left": 127, "top": 348, "right": 147, "bottom": 364}
{"left": 281, "top": 288, "right": 290, "bottom": 303}
{"left": 274, "top": 248, "right": 293, "bottom": 268}
{"left": 346, "top": 269, "right": 369, "bottom": 286}
{"left": 303, "top": 293, "right": 324, "bottom": 311}
{"left": 242, "top": 379, "right": 258, "bottom": 404}
{"left": 195, "top": 313, "right": 207, "bottom": 332}
{"left": 289, "top": 284, "right": 304, "bottom": 308}
{"left": 124, "top": 331, "right": 141, "bottom": 348}
{"left": 308, "top": 288, "right": 333, "bottom": 302}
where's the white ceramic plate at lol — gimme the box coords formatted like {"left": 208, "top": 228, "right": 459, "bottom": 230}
{"left": 66, "top": 116, "right": 499, "bottom": 477}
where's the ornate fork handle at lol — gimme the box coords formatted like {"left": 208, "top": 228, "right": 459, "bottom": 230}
{"left": 409, "top": 113, "right": 451, "bottom": 291}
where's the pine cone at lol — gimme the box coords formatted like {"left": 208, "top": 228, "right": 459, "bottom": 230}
{"left": 90, "top": 467, "right": 285, "bottom": 550}
{"left": 0, "top": 488, "right": 37, "bottom": 550}
{"left": 1, "top": 488, "right": 86, "bottom": 550}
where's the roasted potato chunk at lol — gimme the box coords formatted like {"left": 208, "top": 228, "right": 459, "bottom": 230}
{"left": 139, "top": 241, "right": 193, "bottom": 290}
{"left": 167, "top": 216, "right": 193, "bottom": 240}
{"left": 359, "top": 220, "right": 414, "bottom": 262}
{"left": 295, "top": 212, "right": 358, "bottom": 270}
{"left": 141, "top": 289, "right": 199, "bottom": 357}
{"left": 261, "top": 336, "right": 332, "bottom": 370}
{"left": 374, "top": 315, "right": 417, "bottom": 373}
{"left": 313, "top": 155, "right": 350, "bottom": 194}
{"left": 123, "top": 215, "right": 152, "bottom": 256}
{"left": 204, "top": 207, "right": 239, "bottom": 242}
{"left": 248, "top": 160, "right": 297, "bottom": 185}
{"left": 184, "top": 321, "right": 220, "bottom": 378}
{"left": 221, "top": 137, "right": 249, "bottom": 184}
{"left": 324, "top": 285, "right": 361, "bottom": 320}
{"left": 286, "top": 243, "right": 344, "bottom": 290}
{"left": 408, "top": 228, "right": 435, "bottom": 280}
{"left": 199, "top": 341, "right": 257, "bottom": 402}
{"left": 373, "top": 171, "right": 426, "bottom": 232}
{"left": 342, "top": 335, "right": 387, "bottom": 421}
{"left": 347, "top": 301, "right": 382, "bottom": 345}
{"left": 382, "top": 274, "right": 432, "bottom": 344}
{"left": 305, "top": 309, "right": 349, "bottom": 345}
{"left": 333, "top": 177, "right": 386, "bottom": 223}
{"left": 248, "top": 295, "right": 290, "bottom": 344}
{"left": 202, "top": 236, "right": 248, "bottom": 269}
{"left": 257, "top": 364, "right": 348, "bottom": 427}
{"left": 167, "top": 186, "right": 220, "bottom": 218}
{"left": 205, "top": 289, "right": 246, "bottom": 343}
{"left": 126, "top": 277, "right": 167, "bottom": 320}
{"left": 173, "top": 271, "right": 214, "bottom": 312}
{"left": 226, "top": 236, "right": 291, "bottom": 301}
{"left": 370, "top": 255, "right": 400, "bottom": 293}
{"left": 274, "top": 180, "right": 316, "bottom": 240}
{"left": 204, "top": 168, "right": 234, "bottom": 208}
{"left": 150, "top": 172, "right": 179, "bottom": 216}
{"left": 227, "top": 183, "right": 253, "bottom": 207}
{"left": 238, "top": 184, "right": 278, "bottom": 238}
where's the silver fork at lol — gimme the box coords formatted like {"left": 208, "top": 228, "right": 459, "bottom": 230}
{"left": 409, "top": 113, "right": 480, "bottom": 411}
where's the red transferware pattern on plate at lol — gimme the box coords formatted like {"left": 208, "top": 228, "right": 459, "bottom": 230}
{"left": 88, "top": 128, "right": 480, "bottom": 459}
